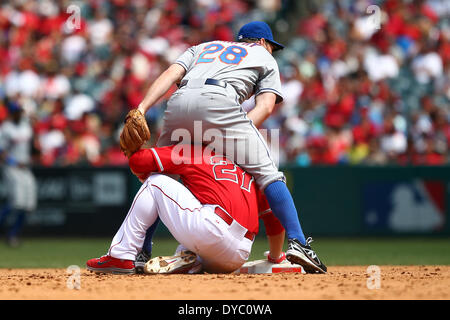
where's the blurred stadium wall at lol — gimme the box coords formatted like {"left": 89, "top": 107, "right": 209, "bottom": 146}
{"left": 0, "top": 166, "right": 449, "bottom": 237}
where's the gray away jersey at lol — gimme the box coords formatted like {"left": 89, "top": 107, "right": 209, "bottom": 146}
{"left": 175, "top": 40, "right": 284, "bottom": 105}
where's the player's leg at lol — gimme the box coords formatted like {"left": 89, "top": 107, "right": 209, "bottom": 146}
{"left": 202, "top": 102, "right": 326, "bottom": 273}
{"left": 6, "top": 168, "right": 37, "bottom": 247}
{"left": 0, "top": 204, "right": 13, "bottom": 245}
{"left": 160, "top": 92, "right": 305, "bottom": 244}
{"left": 159, "top": 85, "right": 307, "bottom": 242}
{"left": 3, "top": 166, "right": 26, "bottom": 246}
{"left": 6, "top": 209, "right": 26, "bottom": 247}
{"left": 23, "top": 168, "right": 37, "bottom": 215}
{"left": 159, "top": 87, "right": 302, "bottom": 239}
{"left": 107, "top": 182, "right": 160, "bottom": 260}
{"left": 211, "top": 117, "right": 308, "bottom": 242}
{"left": 240, "top": 131, "right": 327, "bottom": 273}
{"left": 0, "top": 203, "right": 12, "bottom": 229}
{"left": 142, "top": 218, "right": 159, "bottom": 255}
{"left": 0, "top": 168, "right": 13, "bottom": 239}
{"left": 157, "top": 86, "right": 326, "bottom": 273}
{"left": 148, "top": 174, "right": 253, "bottom": 273}
{"left": 134, "top": 217, "right": 159, "bottom": 273}
{"left": 195, "top": 106, "right": 307, "bottom": 242}
{"left": 87, "top": 173, "right": 242, "bottom": 274}
{"left": 86, "top": 181, "right": 160, "bottom": 274}
{"left": 222, "top": 125, "right": 326, "bottom": 273}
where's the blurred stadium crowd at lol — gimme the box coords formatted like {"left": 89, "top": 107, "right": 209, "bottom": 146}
{"left": 0, "top": 0, "right": 449, "bottom": 167}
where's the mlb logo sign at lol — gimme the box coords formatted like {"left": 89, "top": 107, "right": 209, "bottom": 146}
{"left": 363, "top": 180, "right": 446, "bottom": 233}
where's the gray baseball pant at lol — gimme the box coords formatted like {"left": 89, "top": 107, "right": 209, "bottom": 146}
{"left": 157, "top": 82, "right": 285, "bottom": 190}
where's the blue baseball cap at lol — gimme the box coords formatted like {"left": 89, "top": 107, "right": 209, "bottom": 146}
{"left": 237, "top": 21, "right": 284, "bottom": 51}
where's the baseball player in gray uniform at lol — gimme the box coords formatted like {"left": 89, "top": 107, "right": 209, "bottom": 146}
{"left": 0, "top": 101, "right": 37, "bottom": 247}
{"left": 131, "top": 21, "right": 326, "bottom": 273}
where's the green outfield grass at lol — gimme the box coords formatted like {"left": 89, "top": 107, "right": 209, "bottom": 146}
{"left": 0, "top": 237, "right": 449, "bottom": 268}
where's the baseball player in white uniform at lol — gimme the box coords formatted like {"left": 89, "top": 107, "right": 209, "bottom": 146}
{"left": 123, "top": 21, "right": 326, "bottom": 273}
{"left": 0, "top": 102, "right": 37, "bottom": 247}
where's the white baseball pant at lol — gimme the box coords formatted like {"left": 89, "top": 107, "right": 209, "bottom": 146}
{"left": 108, "top": 174, "right": 253, "bottom": 273}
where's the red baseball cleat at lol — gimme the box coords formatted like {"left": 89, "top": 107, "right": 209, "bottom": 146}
{"left": 86, "top": 255, "right": 135, "bottom": 274}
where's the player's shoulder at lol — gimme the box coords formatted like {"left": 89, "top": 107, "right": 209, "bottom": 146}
{"left": 239, "top": 42, "right": 277, "bottom": 62}
{"left": 199, "top": 40, "right": 266, "bottom": 51}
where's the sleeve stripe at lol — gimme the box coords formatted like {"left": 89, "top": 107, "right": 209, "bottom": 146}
{"left": 255, "top": 88, "right": 284, "bottom": 98}
{"left": 255, "top": 88, "right": 284, "bottom": 104}
{"left": 150, "top": 148, "right": 164, "bottom": 172}
{"left": 175, "top": 61, "right": 188, "bottom": 71}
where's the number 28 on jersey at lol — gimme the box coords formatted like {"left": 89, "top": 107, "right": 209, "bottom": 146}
{"left": 196, "top": 43, "right": 248, "bottom": 65}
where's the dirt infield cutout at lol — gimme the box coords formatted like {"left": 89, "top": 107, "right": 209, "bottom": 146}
{"left": 0, "top": 266, "right": 448, "bottom": 300}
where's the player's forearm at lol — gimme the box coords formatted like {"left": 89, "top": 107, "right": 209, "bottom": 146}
{"left": 137, "top": 64, "right": 186, "bottom": 114}
{"left": 267, "top": 230, "right": 285, "bottom": 260}
{"left": 129, "top": 149, "right": 159, "bottom": 177}
{"left": 247, "top": 92, "right": 277, "bottom": 127}
{"left": 261, "top": 210, "right": 285, "bottom": 260}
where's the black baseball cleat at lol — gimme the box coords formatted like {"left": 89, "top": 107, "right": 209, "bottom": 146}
{"left": 286, "top": 237, "right": 327, "bottom": 274}
{"left": 135, "top": 250, "right": 151, "bottom": 274}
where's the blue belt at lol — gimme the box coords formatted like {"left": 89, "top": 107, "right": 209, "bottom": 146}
{"left": 178, "top": 78, "right": 227, "bottom": 88}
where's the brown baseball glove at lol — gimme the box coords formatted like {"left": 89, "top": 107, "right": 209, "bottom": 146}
{"left": 119, "top": 109, "right": 151, "bottom": 158}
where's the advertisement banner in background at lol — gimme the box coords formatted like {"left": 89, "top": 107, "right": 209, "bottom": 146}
{"left": 363, "top": 180, "right": 446, "bottom": 233}
{"left": 0, "top": 167, "right": 133, "bottom": 236}
{"left": 1, "top": 166, "right": 449, "bottom": 236}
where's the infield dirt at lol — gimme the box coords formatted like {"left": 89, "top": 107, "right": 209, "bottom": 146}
{"left": 0, "top": 266, "right": 448, "bottom": 300}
